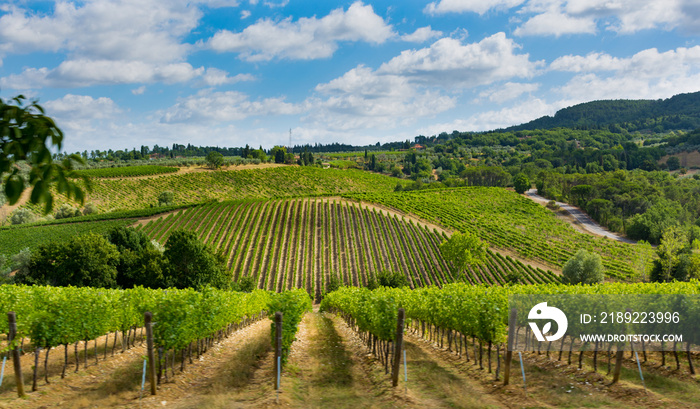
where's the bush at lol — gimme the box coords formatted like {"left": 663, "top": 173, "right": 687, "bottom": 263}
{"left": 158, "top": 191, "right": 175, "bottom": 206}
{"left": 11, "top": 208, "right": 36, "bottom": 225}
{"left": 163, "top": 229, "right": 231, "bottom": 290}
{"left": 206, "top": 151, "right": 224, "bottom": 169}
{"left": 562, "top": 249, "right": 604, "bottom": 285}
{"left": 20, "top": 233, "right": 120, "bottom": 288}
{"left": 236, "top": 275, "right": 256, "bottom": 292}
{"left": 513, "top": 173, "right": 530, "bottom": 194}
{"left": 82, "top": 202, "right": 99, "bottom": 216}
{"left": 366, "top": 270, "right": 408, "bottom": 289}
{"left": 54, "top": 204, "right": 81, "bottom": 219}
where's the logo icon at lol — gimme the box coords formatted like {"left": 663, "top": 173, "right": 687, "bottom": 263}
{"left": 528, "top": 302, "right": 568, "bottom": 342}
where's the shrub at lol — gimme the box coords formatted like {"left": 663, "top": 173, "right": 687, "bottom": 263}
{"left": 562, "top": 249, "right": 604, "bottom": 285}
{"left": 11, "top": 208, "right": 36, "bottom": 225}
{"left": 158, "top": 191, "right": 175, "bottom": 206}
{"left": 55, "top": 204, "right": 81, "bottom": 219}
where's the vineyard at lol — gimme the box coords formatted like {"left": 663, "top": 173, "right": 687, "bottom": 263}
{"left": 72, "top": 165, "right": 179, "bottom": 178}
{"left": 26, "top": 166, "right": 399, "bottom": 213}
{"left": 136, "top": 199, "right": 557, "bottom": 298}
{"left": 0, "top": 219, "right": 134, "bottom": 258}
{"left": 347, "top": 188, "right": 638, "bottom": 279}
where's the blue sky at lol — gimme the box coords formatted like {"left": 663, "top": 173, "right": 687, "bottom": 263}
{"left": 1, "top": 0, "right": 699, "bottom": 153}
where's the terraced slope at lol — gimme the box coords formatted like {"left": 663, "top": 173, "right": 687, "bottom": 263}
{"left": 137, "top": 199, "right": 558, "bottom": 299}
{"left": 347, "top": 188, "right": 637, "bottom": 279}
{"left": 31, "top": 166, "right": 399, "bottom": 213}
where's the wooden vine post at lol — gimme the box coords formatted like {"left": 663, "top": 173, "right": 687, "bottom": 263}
{"left": 8, "top": 312, "right": 25, "bottom": 398}
{"left": 274, "top": 312, "right": 283, "bottom": 390}
{"left": 392, "top": 308, "right": 405, "bottom": 387}
{"left": 504, "top": 308, "right": 517, "bottom": 386}
{"left": 145, "top": 312, "right": 157, "bottom": 396}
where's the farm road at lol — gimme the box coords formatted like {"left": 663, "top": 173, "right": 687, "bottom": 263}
{"left": 525, "top": 189, "right": 636, "bottom": 244}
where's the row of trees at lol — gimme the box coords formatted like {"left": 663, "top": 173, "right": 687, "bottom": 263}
{"left": 12, "top": 227, "right": 246, "bottom": 291}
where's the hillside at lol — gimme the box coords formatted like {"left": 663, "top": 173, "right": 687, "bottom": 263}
{"left": 135, "top": 199, "right": 556, "bottom": 299}
{"left": 505, "top": 91, "right": 700, "bottom": 132}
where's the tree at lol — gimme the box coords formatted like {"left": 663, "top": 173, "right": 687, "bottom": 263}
{"left": 366, "top": 270, "right": 408, "bottom": 289}
{"left": 632, "top": 240, "right": 654, "bottom": 282}
{"left": 206, "top": 151, "right": 224, "bottom": 169}
{"left": 513, "top": 173, "right": 530, "bottom": 194}
{"left": 656, "top": 225, "right": 687, "bottom": 282}
{"left": 19, "top": 232, "right": 120, "bottom": 288}
{"left": 439, "top": 232, "right": 487, "bottom": 280}
{"left": 667, "top": 156, "right": 681, "bottom": 171}
{"left": 1, "top": 95, "right": 88, "bottom": 212}
{"left": 562, "top": 249, "right": 604, "bottom": 285}
{"left": 163, "top": 229, "right": 231, "bottom": 290}
{"left": 158, "top": 191, "right": 175, "bottom": 206}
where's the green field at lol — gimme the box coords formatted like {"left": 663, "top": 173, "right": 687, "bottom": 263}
{"left": 347, "top": 188, "right": 637, "bottom": 279}
{"left": 135, "top": 199, "right": 557, "bottom": 298}
{"left": 73, "top": 165, "right": 179, "bottom": 178}
{"left": 31, "top": 166, "right": 398, "bottom": 213}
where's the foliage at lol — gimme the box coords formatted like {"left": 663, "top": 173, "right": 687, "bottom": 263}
{"left": 651, "top": 225, "right": 687, "bottom": 282}
{"left": 10, "top": 208, "right": 36, "bottom": 225}
{"left": 206, "top": 151, "right": 224, "bottom": 169}
{"left": 513, "top": 173, "right": 530, "bottom": 194}
{"left": 19, "top": 232, "right": 120, "bottom": 288}
{"left": 1, "top": 95, "right": 88, "bottom": 212}
{"left": 107, "top": 226, "right": 166, "bottom": 289}
{"left": 54, "top": 203, "right": 81, "bottom": 219}
{"left": 72, "top": 165, "right": 178, "bottom": 178}
{"left": 163, "top": 229, "right": 231, "bottom": 290}
{"left": 366, "top": 270, "right": 408, "bottom": 289}
{"left": 267, "top": 289, "right": 312, "bottom": 364}
{"left": 666, "top": 156, "right": 681, "bottom": 171}
{"left": 158, "top": 190, "right": 175, "bottom": 206}
{"left": 439, "top": 232, "right": 487, "bottom": 279}
{"left": 237, "top": 275, "right": 256, "bottom": 292}
{"left": 562, "top": 249, "right": 604, "bottom": 285}
{"left": 82, "top": 202, "right": 98, "bottom": 216}
{"left": 0, "top": 219, "right": 132, "bottom": 258}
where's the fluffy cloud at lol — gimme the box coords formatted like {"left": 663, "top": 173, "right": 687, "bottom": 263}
{"left": 401, "top": 26, "right": 443, "bottom": 43}
{"left": 425, "top": 0, "right": 526, "bottom": 15}
{"left": 309, "top": 66, "right": 455, "bottom": 130}
{"left": 207, "top": 1, "right": 394, "bottom": 61}
{"left": 513, "top": 9, "right": 596, "bottom": 37}
{"left": 0, "top": 60, "right": 206, "bottom": 88}
{"left": 377, "top": 33, "right": 540, "bottom": 88}
{"left": 551, "top": 46, "right": 700, "bottom": 102}
{"left": 160, "top": 90, "right": 303, "bottom": 123}
{"left": 0, "top": 1, "right": 200, "bottom": 62}
{"left": 0, "top": 61, "right": 256, "bottom": 89}
{"left": 423, "top": 0, "right": 700, "bottom": 36}
{"left": 43, "top": 94, "right": 122, "bottom": 134}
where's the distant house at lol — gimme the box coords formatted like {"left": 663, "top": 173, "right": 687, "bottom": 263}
{"left": 413, "top": 144, "right": 425, "bottom": 150}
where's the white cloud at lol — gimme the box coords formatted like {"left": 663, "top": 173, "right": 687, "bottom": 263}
{"left": 160, "top": 90, "right": 303, "bottom": 123}
{"left": 425, "top": 0, "right": 526, "bottom": 15}
{"left": 401, "top": 26, "right": 443, "bottom": 43}
{"left": 43, "top": 94, "right": 122, "bottom": 134}
{"left": 207, "top": 1, "right": 395, "bottom": 61}
{"left": 0, "top": 1, "right": 200, "bottom": 63}
{"left": 132, "top": 86, "right": 147, "bottom": 95}
{"left": 241, "top": 10, "right": 251, "bottom": 19}
{"left": 418, "top": 98, "right": 557, "bottom": 134}
{"left": 551, "top": 46, "right": 700, "bottom": 102}
{"left": 0, "top": 61, "right": 255, "bottom": 89}
{"left": 514, "top": 9, "right": 596, "bottom": 37}
{"left": 309, "top": 65, "right": 456, "bottom": 131}
{"left": 478, "top": 82, "right": 540, "bottom": 102}
{"left": 200, "top": 68, "right": 256, "bottom": 86}
{"left": 549, "top": 52, "right": 623, "bottom": 72}
{"left": 377, "top": 33, "right": 540, "bottom": 88}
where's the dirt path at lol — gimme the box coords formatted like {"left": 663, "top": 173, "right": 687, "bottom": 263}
{"left": 524, "top": 189, "right": 636, "bottom": 244}
{"left": 0, "top": 188, "right": 32, "bottom": 224}
{"left": 280, "top": 309, "right": 397, "bottom": 408}
{"left": 0, "top": 331, "right": 147, "bottom": 409}
{"left": 402, "top": 329, "right": 695, "bottom": 409}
